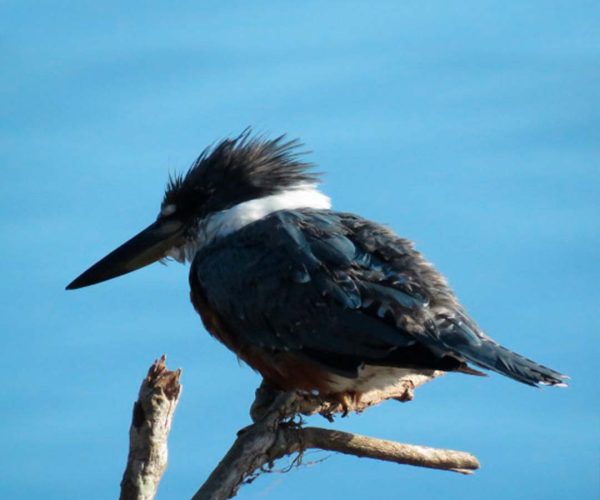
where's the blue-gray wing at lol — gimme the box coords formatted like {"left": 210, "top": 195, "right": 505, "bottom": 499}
{"left": 191, "top": 209, "right": 566, "bottom": 385}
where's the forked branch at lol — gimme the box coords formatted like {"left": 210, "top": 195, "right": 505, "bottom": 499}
{"left": 119, "top": 360, "right": 479, "bottom": 500}
{"left": 194, "top": 378, "right": 479, "bottom": 499}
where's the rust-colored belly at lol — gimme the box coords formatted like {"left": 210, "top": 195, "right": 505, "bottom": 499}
{"left": 190, "top": 286, "right": 336, "bottom": 394}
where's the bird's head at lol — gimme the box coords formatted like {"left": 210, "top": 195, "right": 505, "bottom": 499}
{"left": 66, "top": 131, "right": 330, "bottom": 290}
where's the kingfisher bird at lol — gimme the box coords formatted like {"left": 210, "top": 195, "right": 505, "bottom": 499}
{"left": 67, "top": 132, "right": 567, "bottom": 403}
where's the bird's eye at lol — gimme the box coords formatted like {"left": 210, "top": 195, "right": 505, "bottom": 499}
{"left": 160, "top": 204, "right": 177, "bottom": 217}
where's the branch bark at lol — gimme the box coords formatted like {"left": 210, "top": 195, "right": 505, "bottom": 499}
{"left": 120, "top": 355, "right": 182, "bottom": 500}
{"left": 192, "top": 392, "right": 297, "bottom": 500}
{"left": 286, "top": 427, "right": 479, "bottom": 474}
{"left": 194, "top": 378, "right": 479, "bottom": 500}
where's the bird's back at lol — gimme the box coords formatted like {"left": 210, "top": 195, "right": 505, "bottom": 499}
{"left": 189, "top": 208, "right": 567, "bottom": 394}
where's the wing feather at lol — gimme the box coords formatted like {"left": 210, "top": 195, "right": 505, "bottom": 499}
{"left": 191, "top": 209, "right": 567, "bottom": 386}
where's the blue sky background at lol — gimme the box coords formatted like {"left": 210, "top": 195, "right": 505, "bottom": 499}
{"left": 2, "top": 1, "right": 599, "bottom": 499}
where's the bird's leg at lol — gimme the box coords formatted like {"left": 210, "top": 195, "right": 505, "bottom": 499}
{"left": 324, "top": 391, "right": 360, "bottom": 417}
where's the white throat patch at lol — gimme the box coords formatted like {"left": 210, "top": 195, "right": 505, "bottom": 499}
{"left": 166, "top": 184, "right": 331, "bottom": 263}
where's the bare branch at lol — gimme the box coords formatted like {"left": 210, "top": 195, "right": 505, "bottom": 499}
{"left": 192, "top": 392, "right": 296, "bottom": 500}
{"left": 120, "top": 355, "right": 182, "bottom": 500}
{"left": 285, "top": 427, "right": 479, "bottom": 475}
{"left": 195, "top": 380, "right": 479, "bottom": 499}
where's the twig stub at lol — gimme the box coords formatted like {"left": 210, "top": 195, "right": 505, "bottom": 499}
{"left": 120, "top": 355, "right": 182, "bottom": 500}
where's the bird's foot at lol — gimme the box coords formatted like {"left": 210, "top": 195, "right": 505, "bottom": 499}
{"left": 392, "top": 380, "right": 415, "bottom": 403}
{"left": 326, "top": 391, "right": 361, "bottom": 417}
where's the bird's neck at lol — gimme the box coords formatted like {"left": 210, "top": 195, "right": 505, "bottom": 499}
{"left": 170, "top": 184, "right": 331, "bottom": 263}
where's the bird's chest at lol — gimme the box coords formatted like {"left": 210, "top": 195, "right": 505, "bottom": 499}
{"left": 188, "top": 274, "right": 241, "bottom": 352}
{"left": 189, "top": 278, "right": 330, "bottom": 390}
{"left": 188, "top": 263, "right": 338, "bottom": 393}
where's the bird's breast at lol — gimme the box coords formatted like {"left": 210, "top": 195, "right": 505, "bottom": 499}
{"left": 189, "top": 279, "right": 328, "bottom": 387}
{"left": 190, "top": 281, "right": 433, "bottom": 398}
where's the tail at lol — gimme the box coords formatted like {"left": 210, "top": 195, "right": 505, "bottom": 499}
{"left": 459, "top": 339, "right": 568, "bottom": 387}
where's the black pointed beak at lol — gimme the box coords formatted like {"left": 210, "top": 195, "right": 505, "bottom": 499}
{"left": 66, "top": 219, "right": 186, "bottom": 290}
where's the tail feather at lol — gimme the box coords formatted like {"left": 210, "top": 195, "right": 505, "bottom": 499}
{"left": 460, "top": 339, "right": 568, "bottom": 387}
